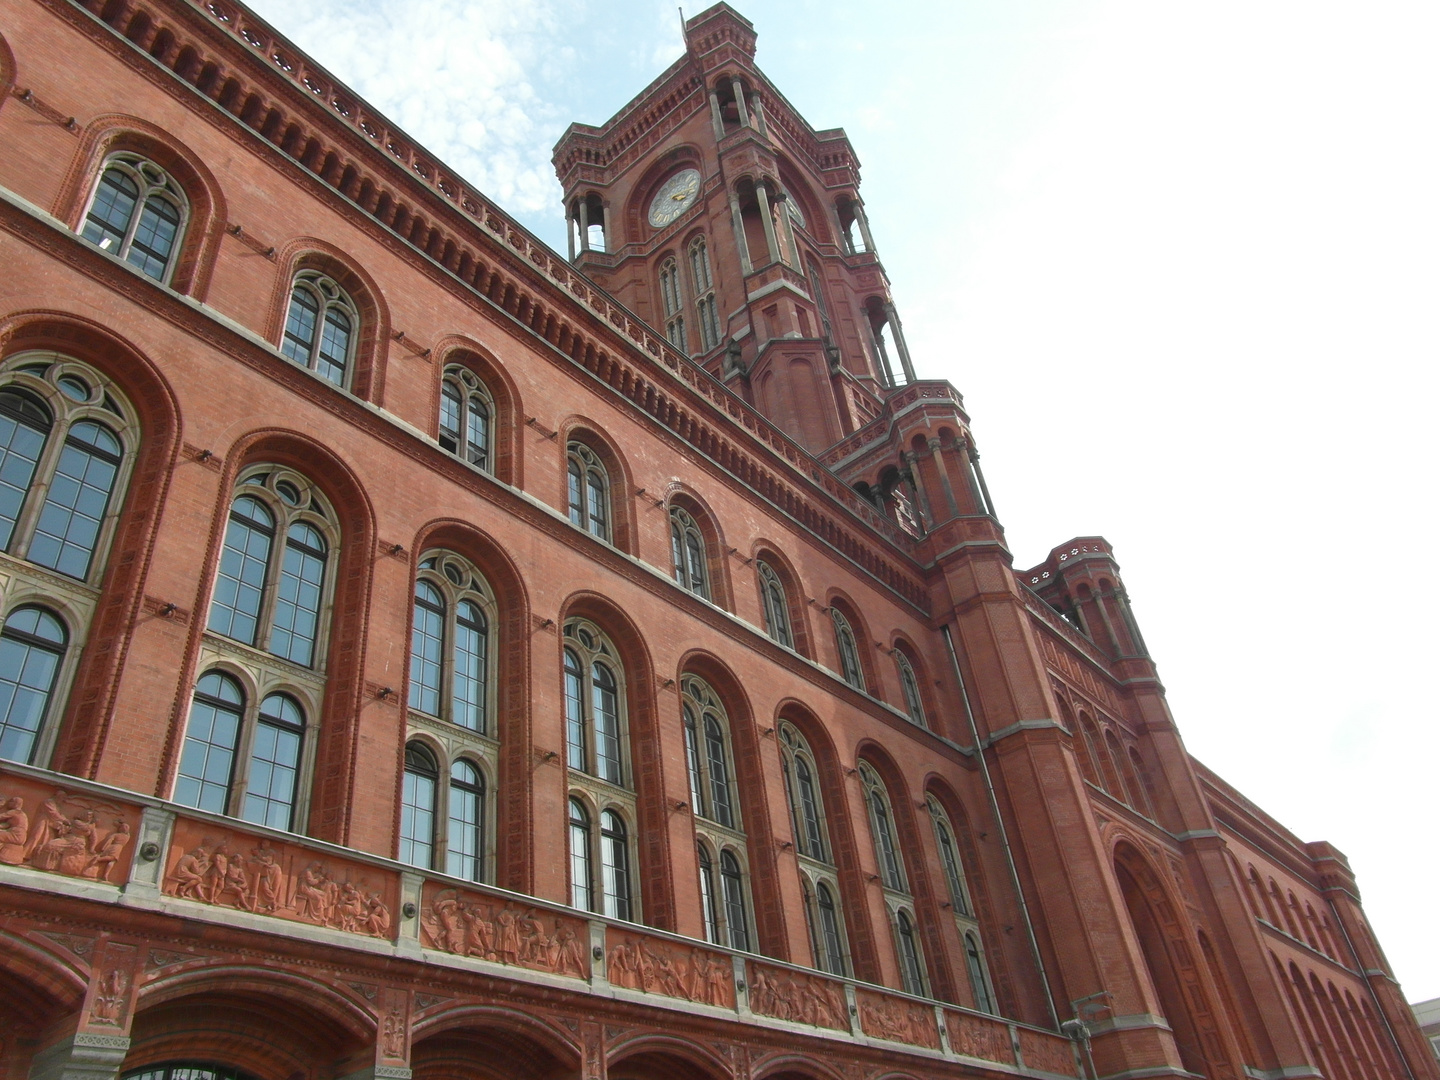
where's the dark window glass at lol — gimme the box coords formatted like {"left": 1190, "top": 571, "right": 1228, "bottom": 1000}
{"left": 871, "top": 789, "right": 904, "bottom": 891}
{"left": 447, "top": 759, "right": 484, "bottom": 881}
{"left": 601, "top": 808, "right": 631, "bottom": 920}
{"left": 683, "top": 706, "right": 705, "bottom": 816}
{"left": 0, "top": 390, "right": 52, "bottom": 552}
{"left": 564, "top": 647, "right": 586, "bottom": 772}
{"left": 897, "top": 910, "right": 924, "bottom": 995}
{"left": 966, "top": 934, "right": 995, "bottom": 1013}
{"left": 176, "top": 672, "right": 243, "bottom": 814}
{"left": 241, "top": 693, "right": 303, "bottom": 830}
{"left": 704, "top": 715, "right": 733, "bottom": 828}
{"left": 271, "top": 522, "right": 326, "bottom": 666}
{"left": 29, "top": 421, "right": 122, "bottom": 580}
{"left": 208, "top": 495, "right": 274, "bottom": 646}
{"left": 817, "top": 882, "right": 846, "bottom": 976}
{"left": 281, "top": 285, "right": 319, "bottom": 365}
{"left": 400, "top": 743, "right": 437, "bottom": 869}
{"left": 453, "top": 599, "right": 486, "bottom": 732}
{"left": 698, "top": 844, "right": 719, "bottom": 944}
{"left": 592, "top": 661, "right": 621, "bottom": 784}
{"left": 720, "top": 850, "right": 749, "bottom": 951}
{"left": 569, "top": 797, "right": 592, "bottom": 910}
{"left": 0, "top": 606, "right": 66, "bottom": 764}
{"left": 795, "top": 757, "right": 825, "bottom": 860}
{"left": 82, "top": 168, "right": 139, "bottom": 254}
{"left": 409, "top": 580, "right": 445, "bottom": 715}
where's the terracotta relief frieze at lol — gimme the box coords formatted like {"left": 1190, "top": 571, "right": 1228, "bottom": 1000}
{"left": 605, "top": 929, "right": 733, "bottom": 1008}
{"left": 419, "top": 885, "right": 589, "bottom": 979}
{"left": 856, "top": 988, "right": 939, "bottom": 1049}
{"left": 1018, "top": 1028, "right": 1077, "bottom": 1076}
{"left": 0, "top": 778, "right": 138, "bottom": 884}
{"left": 162, "top": 820, "right": 397, "bottom": 940}
{"left": 945, "top": 1009, "right": 1013, "bottom": 1063}
{"left": 746, "top": 962, "right": 847, "bottom": 1030}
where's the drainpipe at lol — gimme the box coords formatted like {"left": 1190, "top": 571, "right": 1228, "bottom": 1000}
{"left": 943, "top": 623, "right": 1060, "bottom": 1030}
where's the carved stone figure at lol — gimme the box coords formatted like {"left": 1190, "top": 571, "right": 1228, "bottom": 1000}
{"left": 0, "top": 796, "right": 27, "bottom": 864}
{"left": 89, "top": 969, "right": 128, "bottom": 1024}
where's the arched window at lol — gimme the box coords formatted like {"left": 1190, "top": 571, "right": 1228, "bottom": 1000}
{"left": 567, "top": 442, "right": 610, "bottom": 541}
{"left": 965, "top": 932, "right": 996, "bottom": 1013}
{"left": 779, "top": 723, "right": 826, "bottom": 861}
{"left": 688, "top": 235, "right": 721, "bottom": 351}
{"left": 756, "top": 560, "right": 792, "bottom": 648}
{"left": 400, "top": 742, "right": 438, "bottom": 868}
{"left": 832, "top": 608, "right": 865, "bottom": 690}
{"left": 659, "top": 256, "right": 687, "bottom": 350}
{"left": 894, "top": 647, "right": 926, "bottom": 727}
{"left": 80, "top": 153, "right": 187, "bottom": 282}
{"left": 815, "top": 881, "right": 846, "bottom": 976}
{"left": 682, "top": 677, "right": 736, "bottom": 828}
{"left": 600, "top": 808, "right": 632, "bottom": 920}
{"left": 447, "top": 758, "right": 484, "bottom": 881}
{"left": 207, "top": 469, "right": 336, "bottom": 670}
{"left": 568, "top": 796, "right": 592, "bottom": 910}
{"left": 895, "top": 908, "right": 927, "bottom": 996}
{"left": 175, "top": 672, "right": 308, "bottom": 831}
{"left": 439, "top": 365, "right": 492, "bottom": 469}
{"left": 563, "top": 619, "right": 626, "bottom": 786}
{"left": 0, "top": 606, "right": 67, "bottom": 765}
{"left": 123, "top": 1066, "right": 258, "bottom": 1080}
{"left": 0, "top": 358, "right": 135, "bottom": 585}
{"left": 408, "top": 552, "right": 492, "bottom": 733}
{"left": 860, "top": 764, "right": 905, "bottom": 892}
{"left": 720, "top": 849, "right": 750, "bottom": 951}
{"left": 281, "top": 271, "right": 357, "bottom": 386}
{"left": 670, "top": 505, "right": 710, "bottom": 599}
{"left": 928, "top": 796, "right": 971, "bottom": 916}
{"left": 698, "top": 843, "right": 719, "bottom": 942}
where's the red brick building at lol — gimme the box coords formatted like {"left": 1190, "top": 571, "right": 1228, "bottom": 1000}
{"left": 0, "top": 3, "right": 1430, "bottom": 1080}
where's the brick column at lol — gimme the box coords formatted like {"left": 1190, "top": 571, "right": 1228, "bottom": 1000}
{"left": 30, "top": 940, "right": 145, "bottom": 1080}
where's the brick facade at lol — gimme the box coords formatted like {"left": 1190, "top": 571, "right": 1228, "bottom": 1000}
{"left": 0, "top": 3, "right": 1430, "bottom": 1080}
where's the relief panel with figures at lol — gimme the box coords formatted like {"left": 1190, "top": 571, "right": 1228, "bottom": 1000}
{"left": 0, "top": 779, "right": 138, "bottom": 883}
{"left": 605, "top": 928, "right": 733, "bottom": 1008}
{"left": 856, "top": 988, "right": 939, "bottom": 1049}
{"left": 745, "top": 961, "right": 847, "bottom": 1030}
{"left": 419, "top": 884, "right": 589, "bottom": 978}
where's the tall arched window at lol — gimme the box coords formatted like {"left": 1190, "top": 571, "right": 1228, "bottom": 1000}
{"left": 80, "top": 153, "right": 187, "bottom": 282}
{"left": 688, "top": 235, "right": 721, "bottom": 351}
{"left": 0, "top": 606, "right": 67, "bottom": 765}
{"left": 697, "top": 843, "right": 719, "bottom": 942}
{"left": 832, "top": 608, "right": 865, "bottom": 690}
{"left": 780, "top": 722, "right": 849, "bottom": 974}
{"left": 779, "top": 723, "right": 825, "bottom": 861}
{"left": 439, "top": 365, "right": 492, "bottom": 470}
{"left": 568, "top": 796, "right": 592, "bottom": 910}
{"left": 720, "top": 849, "right": 750, "bottom": 951}
{"left": 928, "top": 795, "right": 971, "bottom": 916}
{"left": 894, "top": 647, "right": 926, "bottom": 727}
{"left": 563, "top": 619, "right": 626, "bottom": 785}
{"left": 682, "top": 677, "right": 736, "bottom": 828}
{"left": 0, "top": 358, "right": 135, "bottom": 585}
{"left": 659, "top": 257, "right": 687, "bottom": 350}
{"left": 281, "top": 271, "right": 357, "bottom": 386}
{"left": 756, "top": 560, "right": 793, "bottom": 648}
{"left": 447, "top": 758, "right": 484, "bottom": 881}
{"left": 207, "top": 469, "right": 336, "bottom": 671}
{"left": 600, "top": 808, "right": 632, "bottom": 920}
{"left": 896, "top": 908, "right": 927, "bottom": 996}
{"left": 928, "top": 794, "right": 994, "bottom": 1011}
{"left": 408, "top": 552, "right": 492, "bottom": 733}
{"left": 567, "top": 442, "right": 611, "bottom": 541}
{"left": 861, "top": 764, "right": 905, "bottom": 891}
{"left": 175, "top": 672, "right": 308, "bottom": 831}
{"left": 400, "top": 742, "right": 439, "bottom": 868}
{"left": 670, "top": 505, "right": 710, "bottom": 600}
{"left": 814, "top": 881, "right": 846, "bottom": 976}
{"left": 684, "top": 676, "right": 750, "bottom": 949}
{"left": 966, "top": 933, "right": 996, "bottom": 1013}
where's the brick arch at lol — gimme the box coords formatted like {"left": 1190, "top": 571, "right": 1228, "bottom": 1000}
{"left": 752, "top": 1056, "right": 847, "bottom": 1080}
{"left": 159, "top": 428, "right": 376, "bottom": 845}
{"left": 824, "top": 589, "right": 880, "bottom": 694}
{"left": 775, "top": 699, "right": 878, "bottom": 983}
{"left": 557, "top": 590, "right": 671, "bottom": 929}
{"left": 607, "top": 1033, "right": 732, "bottom": 1080}
{"left": 625, "top": 143, "right": 706, "bottom": 239}
{"left": 677, "top": 649, "right": 785, "bottom": 959}
{"left": 411, "top": 1003, "right": 580, "bottom": 1080}
{"left": 0, "top": 311, "right": 183, "bottom": 780}
{"left": 559, "top": 415, "right": 637, "bottom": 555}
{"left": 854, "top": 739, "right": 956, "bottom": 1002}
{"left": 750, "top": 541, "right": 813, "bottom": 658}
{"left": 56, "top": 114, "right": 228, "bottom": 298}
{"left": 434, "top": 335, "right": 524, "bottom": 488}
{"left": 664, "top": 485, "right": 733, "bottom": 611}
{"left": 0, "top": 929, "right": 88, "bottom": 1031}
{"left": 129, "top": 965, "right": 373, "bottom": 1079}
{"left": 267, "top": 238, "right": 391, "bottom": 404}
{"left": 413, "top": 520, "right": 532, "bottom": 893}
{"left": 1113, "top": 840, "right": 1238, "bottom": 1080}
{"left": 774, "top": 154, "right": 832, "bottom": 245}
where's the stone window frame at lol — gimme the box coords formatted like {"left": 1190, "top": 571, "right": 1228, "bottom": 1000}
{"left": 280, "top": 270, "right": 360, "bottom": 389}
{"left": 658, "top": 254, "right": 689, "bottom": 352}
{"left": 566, "top": 787, "right": 638, "bottom": 923}
{"left": 438, "top": 363, "right": 494, "bottom": 472}
{"left": 566, "top": 442, "right": 612, "bottom": 543}
{"left": 669, "top": 504, "right": 711, "bottom": 600}
{"left": 697, "top": 834, "right": 753, "bottom": 952}
{"left": 893, "top": 645, "right": 927, "bottom": 728}
{"left": 927, "top": 794, "right": 997, "bottom": 1012}
{"left": 831, "top": 607, "right": 865, "bottom": 691}
{"left": 77, "top": 152, "right": 189, "bottom": 285}
{"left": 756, "top": 559, "right": 794, "bottom": 649}
{"left": 407, "top": 549, "right": 497, "bottom": 735}
{"left": 687, "top": 233, "right": 721, "bottom": 352}
{"left": 398, "top": 734, "right": 494, "bottom": 883}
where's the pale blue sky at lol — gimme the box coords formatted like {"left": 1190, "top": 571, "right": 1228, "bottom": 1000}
{"left": 247, "top": 0, "right": 1440, "bottom": 1000}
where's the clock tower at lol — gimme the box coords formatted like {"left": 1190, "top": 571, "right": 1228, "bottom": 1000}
{"left": 552, "top": 3, "right": 919, "bottom": 455}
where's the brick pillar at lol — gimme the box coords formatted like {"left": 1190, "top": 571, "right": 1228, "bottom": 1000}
{"left": 29, "top": 940, "right": 144, "bottom": 1080}
{"left": 340, "top": 988, "right": 411, "bottom": 1080}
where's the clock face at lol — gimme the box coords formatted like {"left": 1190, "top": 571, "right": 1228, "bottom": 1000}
{"left": 648, "top": 169, "right": 701, "bottom": 228}
{"left": 785, "top": 194, "right": 806, "bottom": 229}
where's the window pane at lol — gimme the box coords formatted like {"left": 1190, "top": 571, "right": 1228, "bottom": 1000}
{"left": 966, "top": 934, "right": 995, "bottom": 1013}
{"left": 818, "top": 883, "right": 845, "bottom": 976}
{"left": 704, "top": 716, "right": 733, "bottom": 828}
{"left": 569, "top": 798, "right": 592, "bottom": 911}
{"left": 682, "top": 708, "right": 704, "bottom": 816}
{"left": 241, "top": 694, "right": 303, "bottom": 830}
{"left": 316, "top": 306, "right": 351, "bottom": 385}
{"left": 439, "top": 380, "right": 463, "bottom": 454}
{"left": 408, "top": 580, "right": 444, "bottom": 715}
{"left": 586, "top": 471, "right": 608, "bottom": 538}
{"left": 400, "top": 746, "right": 437, "bottom": 868}
{"left": 564, "top": 648, "right": 585, "bottom": 772}
{"left": 282, "top": 286, "right": 319, "bottom": 364}
{"left": 271, "top": 522, "right": 326, "bottom": 667}
{"left": 685, "top": 531, "right": 707, "bottom": 598}
{"left": 697, "top": 845, "right": 718, "bottom": 944}
{"left": 796, "top": 757, "right": 825, "bottom": 861}
{"left": 208, "top": 496, "right": 273, "bottom": 646}
{"left": 176, "top": 672, "right": 243, "bottom": 814}
{"left": 898, "top": 911, "right": 924, "bottom": 995}
{"left": 592, "top": 661, "right": 621, "bottom": 785}
{"left": 0, "top": 391, "right": 51, "bottom": 552}
{"left": 29, "top": 422, "right": 121, "bottom": 580}
{"left": 0, "top": 607, "right": 65, "bottom": 764}
{"left": 720, "top": 851, "right": 749, "bottom": 951}
{"left": 567, "top": 457, "right": 584, "bottom": 526}
{"left": 447, "top": 760, "right": 483, "bottom": 881}
{"left": 601, "top": 809, "right": 630, "bottom": 920}
{"left": 465, "top": 395, "right": 488, "bottom": 468}
{"left": 128, "top": 195, "right": 181, "bottom": 279}
{"left": 872, "top": 793, "right": 904, "bottom": 891}
{"left": 453, "top": 600, "right": 486, "bottom": 732}
{"left": 82, "top": 168, "right": 138, "bottom": 254}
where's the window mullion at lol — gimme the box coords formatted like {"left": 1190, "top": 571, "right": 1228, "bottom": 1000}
{"left": 117, "top": 173, "right": 147, "bottom": 260}
{"left": 255, "top": 504, "right": 287, "bottom": 655}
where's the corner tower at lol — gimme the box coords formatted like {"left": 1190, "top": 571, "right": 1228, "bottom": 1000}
{"left": 552, "top": 3, "right": 919, "bottom": 454}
